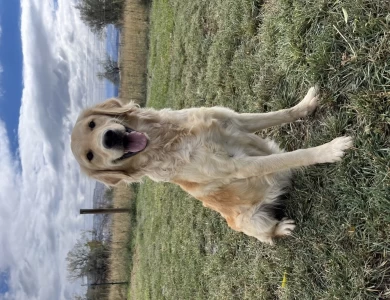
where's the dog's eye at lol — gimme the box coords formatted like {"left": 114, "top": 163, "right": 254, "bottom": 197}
{"left": 86, "top": 151, "right": 94, "bottom": 161}
{"left": 88, "top": 121, "right": 95, "bottom": 129}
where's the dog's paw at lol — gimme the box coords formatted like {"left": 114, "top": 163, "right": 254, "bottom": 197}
{"left": 319, "top": 136, "right": 353, "bottom": 163}
{"left": 274, "top": 218, "right": 296, "bottom": 237}
{"left": 292, "top": 85, "right": 319, "bottom": 118}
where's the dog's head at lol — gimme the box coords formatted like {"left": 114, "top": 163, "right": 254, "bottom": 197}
{"left": 71, "top": 99, "right": 148, "bottom": 185}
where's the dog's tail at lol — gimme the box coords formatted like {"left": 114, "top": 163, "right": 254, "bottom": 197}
{"left": 236, "top": 194, "right": 295, "bottom": 244}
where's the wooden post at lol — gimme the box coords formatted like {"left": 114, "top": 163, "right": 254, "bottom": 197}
{"left": 82, "top": 281, "right": 128, "bottom": 287}
{"left": 80, "top": 208, "right": 129, "bottom": 214}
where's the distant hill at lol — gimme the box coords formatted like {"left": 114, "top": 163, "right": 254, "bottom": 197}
{"left": 92, "top": 182, "right": 113, "bottom": 242}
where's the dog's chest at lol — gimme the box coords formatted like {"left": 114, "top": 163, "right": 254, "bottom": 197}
{"left": 166, "top": 114, "right": 275, "bottom": 182}
{"left": 186, "top": 127, "right": 251, "bottom": 161}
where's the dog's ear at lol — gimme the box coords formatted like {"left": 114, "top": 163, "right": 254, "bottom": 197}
{"left": 80, "top": 98, "right": 139, "bottom": 119}
{"left": 92, "top": 98, "right": 128, "bottom": 115}
{"left": 89, "top": 170, "right": 130, "bottom": 186}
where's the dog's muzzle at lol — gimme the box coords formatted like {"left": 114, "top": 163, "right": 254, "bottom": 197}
{"left": 103, "top": 127, "right": 148, "bottom": 161}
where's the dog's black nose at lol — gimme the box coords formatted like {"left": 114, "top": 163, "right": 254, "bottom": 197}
{"left": 103, "top": 130, "right": 121, "bottom": 149}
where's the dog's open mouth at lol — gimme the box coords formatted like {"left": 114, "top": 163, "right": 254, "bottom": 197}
{"left": 117, "top": 128, "right": 148, "bottom": 161}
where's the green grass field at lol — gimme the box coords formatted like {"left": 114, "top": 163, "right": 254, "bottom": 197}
{"left": 128, "top": 0, "right": 390, "bottom": 299}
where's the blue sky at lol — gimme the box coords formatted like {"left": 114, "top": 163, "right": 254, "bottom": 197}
{"left": 0, "top": 0, "right": 119, "bottom": 299}
{"left": 0, "top": 0, "right": 22, "bottom": 295}
{"left": 0, "top": 0, "right": 22, "bottom": 155}
{"left": 0, "top": 270, "right": 9, "bottom": 295}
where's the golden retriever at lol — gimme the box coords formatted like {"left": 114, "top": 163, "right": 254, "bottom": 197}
{"left": 71, "top": 86, "right": 352, "bottom": 244}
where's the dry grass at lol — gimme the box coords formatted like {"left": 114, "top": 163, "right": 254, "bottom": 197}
{"left": 107, "top": 183, "right": 134, "bottom": 300}
{"left": 118, "top": 0, "right": 150, "bottom": 105}
{"left": 106, "top": 1, "right": 150, "bottom": 299}
{"left": 128, "top": 246, "right": 140, "bottom": 300}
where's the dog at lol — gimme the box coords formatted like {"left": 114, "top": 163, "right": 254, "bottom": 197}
{"left": 71, "top": 86, "right": 353, "bottom": 244}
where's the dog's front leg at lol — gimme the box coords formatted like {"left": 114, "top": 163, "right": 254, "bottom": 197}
{"left": 232, "top": 86, "right": 319, "bottom": 132}
{"left": 229, "top": 136, "right": 353, "bottom": 178}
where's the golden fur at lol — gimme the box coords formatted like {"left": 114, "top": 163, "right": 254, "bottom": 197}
{"left": 71, "top": 87, "right": 353, "bottom": 244}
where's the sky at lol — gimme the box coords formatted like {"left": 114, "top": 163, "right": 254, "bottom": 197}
{"left": 0, "top": 0, "right": 117, "bottom": 299}
{"left": 0, "top": 0, "right": 22, "bottom": 154}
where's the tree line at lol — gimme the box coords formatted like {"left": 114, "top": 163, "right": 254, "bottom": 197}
{"left": 76, "top": 0, "right": 124, "bottom": 86}
{"left": 68, "top": 190, "right": 115, "bottom": 299}
{"left": 76, "top": 0, "right": 125, "bottom": 35}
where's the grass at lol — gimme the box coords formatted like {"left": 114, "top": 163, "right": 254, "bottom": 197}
{"left": 126, "top": 0, "right": 390, "bottom": 299}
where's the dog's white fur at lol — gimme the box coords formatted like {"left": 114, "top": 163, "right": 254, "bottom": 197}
{"left": 71, "top": 87, "right": 353, "bottom": 244}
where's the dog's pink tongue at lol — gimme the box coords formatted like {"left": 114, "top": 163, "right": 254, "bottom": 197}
{"left": 126, "top": 131, "right": 147, "bottom": 152}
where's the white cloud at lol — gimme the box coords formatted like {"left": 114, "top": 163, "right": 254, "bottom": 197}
{"left": 0, "top": 0, "right": 109, "bottom": 299}
{"left": 0, "top": 121, "right": 21, "bottom": 270}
